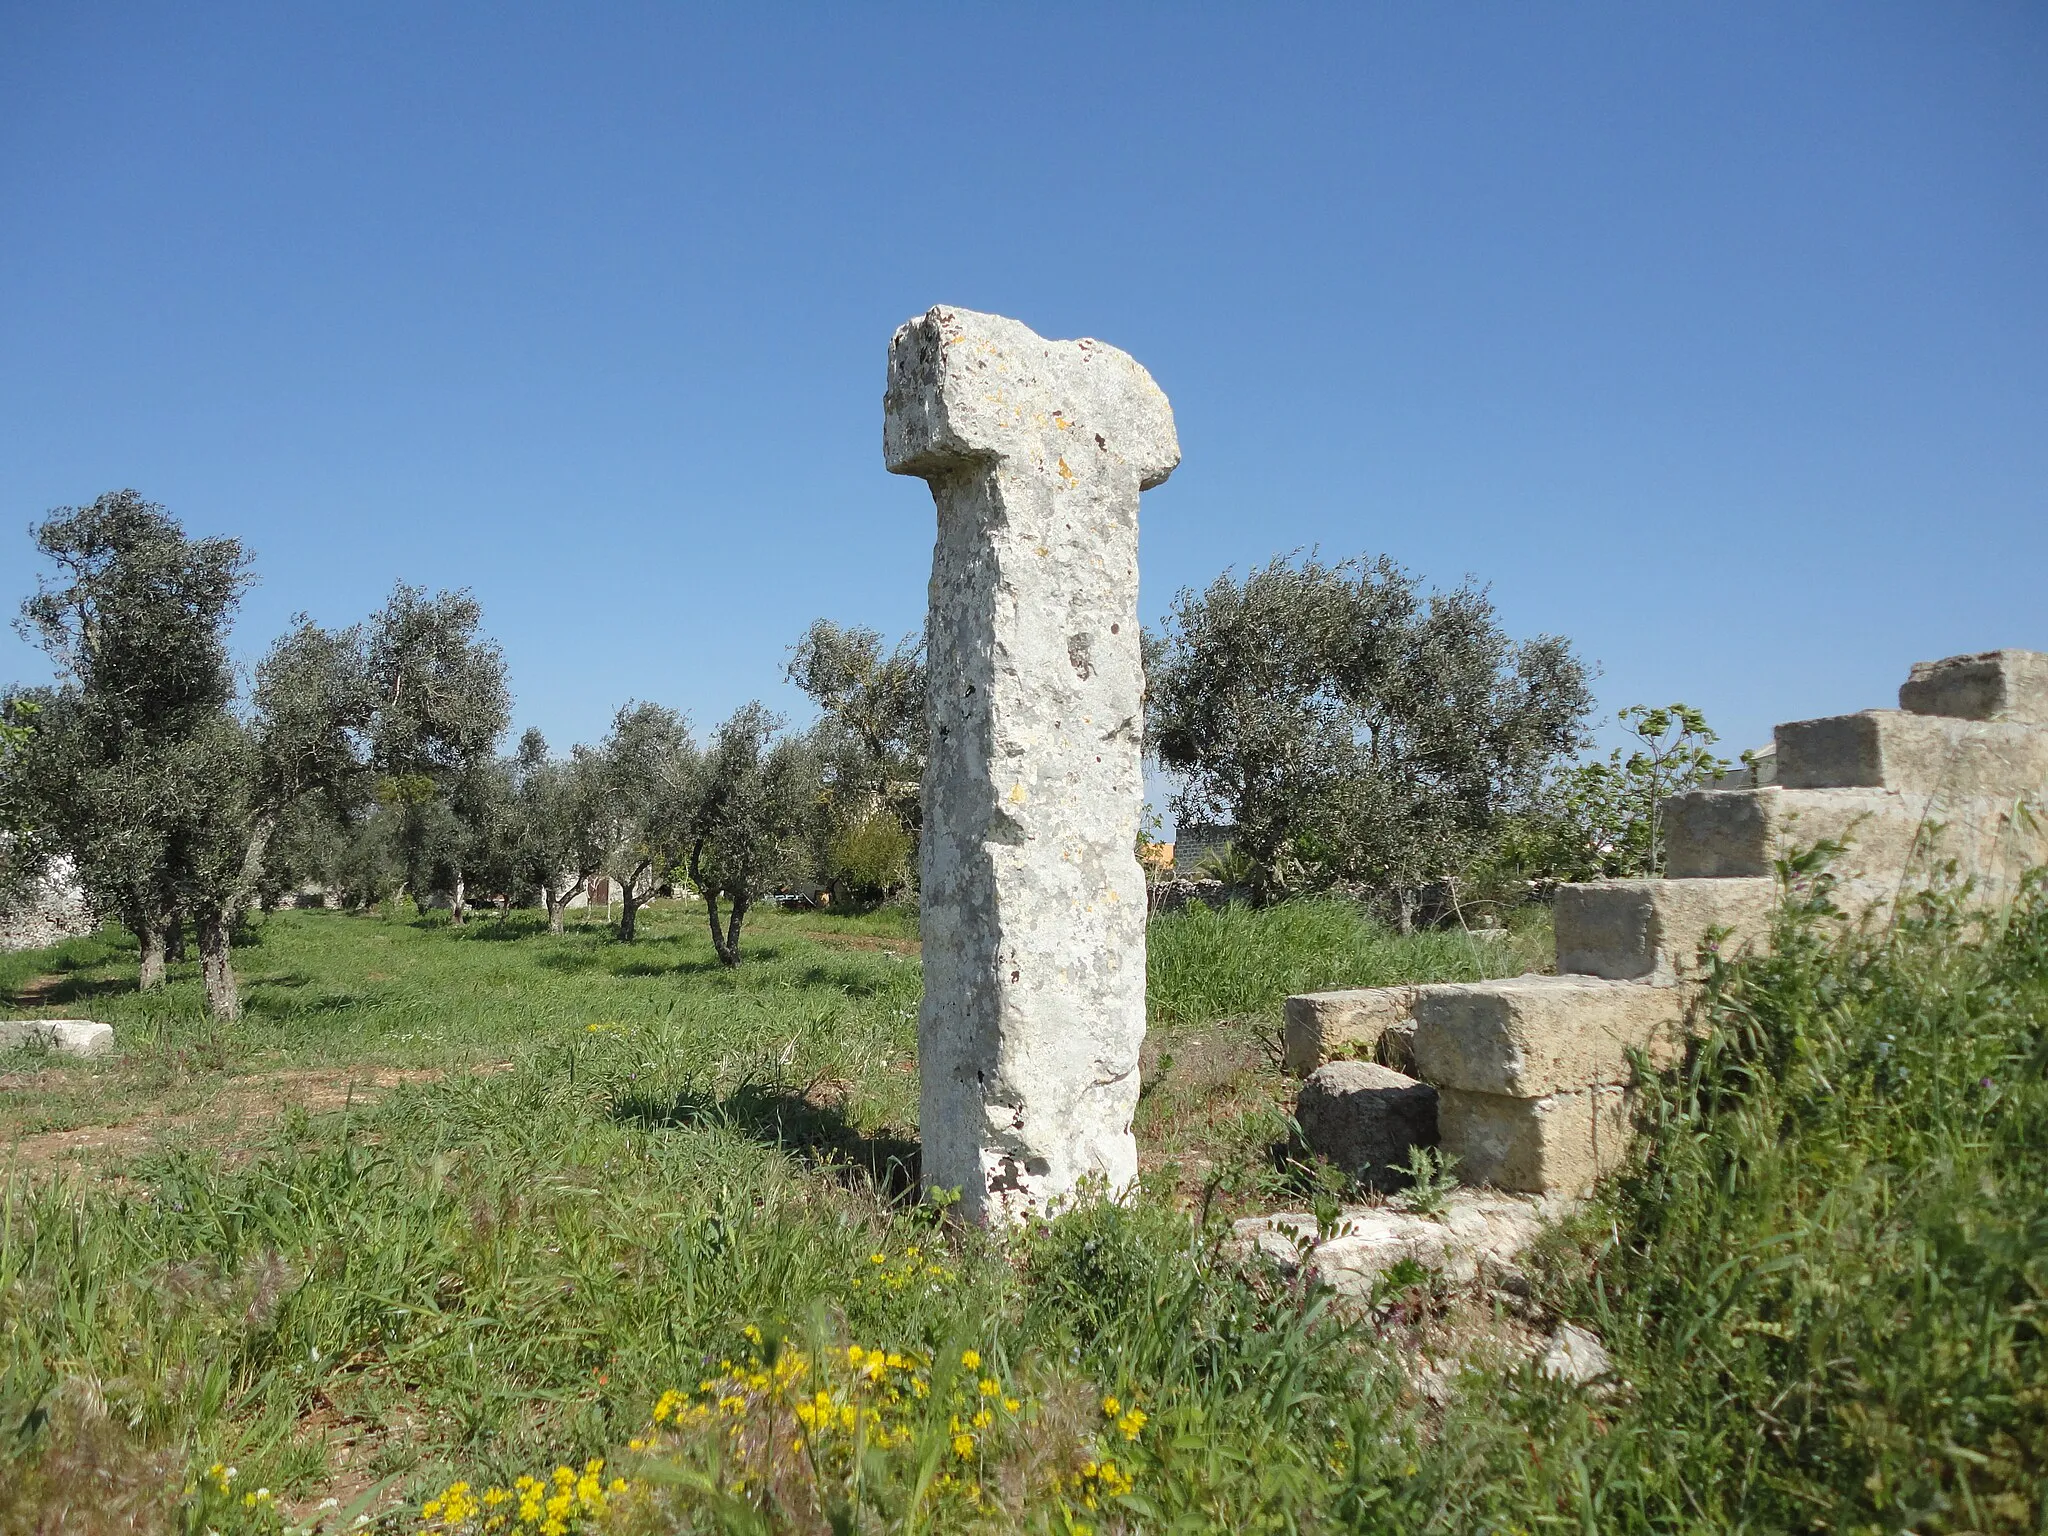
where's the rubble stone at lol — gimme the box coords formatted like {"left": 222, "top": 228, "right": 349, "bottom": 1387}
{"left": 1233, "top": 1190, "right": 1556, "bottom": 1294}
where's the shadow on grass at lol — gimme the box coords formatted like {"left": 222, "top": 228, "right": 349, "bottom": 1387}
{"left": 789, "top": 964, "right": 906, "bottom": 999}
{"left": 613, "top": 1080, "right": 921, "bottom": 1204}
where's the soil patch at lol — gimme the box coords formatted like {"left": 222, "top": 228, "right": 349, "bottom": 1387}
{"left": 784, "top": 929, "right": 920, "bottom": 956}
{"left": 7, "top": 973, "right": 67, "bottom": 1006}
{"left": 0, "top": 1065, "right": 494, "bottom": 1174}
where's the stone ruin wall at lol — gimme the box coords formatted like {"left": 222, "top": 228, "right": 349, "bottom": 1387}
{"left": 1289, "top": 648, "right": 2048, "bottom": 1198}
{"left": 0, "top": 849, "right": 94, "bottom": 952}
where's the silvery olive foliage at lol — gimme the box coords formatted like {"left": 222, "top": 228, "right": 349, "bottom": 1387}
{"left": 1147, "top": 553, "right": 1594, "bottom": 909}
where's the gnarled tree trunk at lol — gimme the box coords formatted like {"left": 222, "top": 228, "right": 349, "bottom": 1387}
{"left": 617, "top": 860, "right": 651, "bottom": 942}
{"left": 449, "top": 870, "right": 467, "bottom": 927}
{"left": 198, "top": 914, "right": 239, "bottom": 1021}
{"left": 135, "top": 919, "right": 167, "bottom": 991}
{"left": 164, "top": 910, "right": 187, "bottom": 963}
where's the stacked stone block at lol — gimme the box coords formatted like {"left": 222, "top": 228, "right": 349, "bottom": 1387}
{"left": 1290, "top": 650, "right": 2048, "bottom": 1196}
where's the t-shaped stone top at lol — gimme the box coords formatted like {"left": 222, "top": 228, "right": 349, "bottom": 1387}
{"left": 885, "top": 307, "right": 1179, "bottom": 493}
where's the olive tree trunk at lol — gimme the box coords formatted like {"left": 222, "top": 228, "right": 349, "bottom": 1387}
{"left": 198, "top": 914, "right": 239, "bottom": 1020}
{"left": 135, "top": 919, "right": 167, "bottom": 991}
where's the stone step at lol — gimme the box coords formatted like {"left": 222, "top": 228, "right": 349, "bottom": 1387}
{"left": 1900, "top": 649, "right": 2048, "bottom": 725}
{"left": 1437, "top": 1084, "right": 1632, "bottom": 1196}
{"left": 1282, "top": 985, "right": 1419, "bottom": 1076}
{"left": 1409, "top": 975, "right": 1687, "bottom": 1099}
{"left": 1552, "top": 877, "right": 1775, "bottom": 984}
{"left": 1661, "top": 784, "right": 2048, "bottom": 903}
{"left": 1774, "top": 710, "right": 2048, "bottom": 798}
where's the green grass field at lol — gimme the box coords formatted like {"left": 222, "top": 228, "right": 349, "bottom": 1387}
{"left": 3, "top": 886, "right": 2043, "bottom": 1533}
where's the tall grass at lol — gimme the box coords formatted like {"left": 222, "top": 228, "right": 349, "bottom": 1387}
{"left": 4, "top": 884, "right": 2043, "bottom": 1531}
{"left": 1146, "top": 898, "right": 1544, "bottom": 1026}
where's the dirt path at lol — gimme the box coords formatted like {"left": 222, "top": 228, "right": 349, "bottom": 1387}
{"left": 7, "top": 972, "right": 67, "bottom": 1006}
{"left": 1, "top": 1066, "right": 484, "bottom": 1173}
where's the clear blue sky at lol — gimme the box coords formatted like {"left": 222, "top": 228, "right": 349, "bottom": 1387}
{"left": 4, "top": 4, "right": 2043, "bottom": 820}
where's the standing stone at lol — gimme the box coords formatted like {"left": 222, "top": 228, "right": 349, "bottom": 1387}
{"left": 885, "top": 306, "right": 1179, "bottom": 1223}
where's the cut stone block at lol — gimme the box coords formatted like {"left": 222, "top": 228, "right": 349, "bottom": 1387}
{"left": 1437, "top": 1084, "right": 1632, "bottom": 1196}
{"left": 1900, "top": 649, "right": 2048, "bottom": 726}
{"left": 1775, "top": 711, "right": 2048, "bottom": 799}
{"left": 1553, "top": 878, "right": 1776, "bottom": 984}
{"left": 1296, "top": 1061, "right": 1438, "bottom": 1188}
{"left": 0, "top": 1019, "right": 113, "bottom": 1058}
{"left": 1283, "top": 985, "right": 1419, "bottom": 1076}
{"left": 1662, "top": 785, "right": 2048, "bottom": 908}
{"left": 1663, "top": 786, "right": 1922, "bottom": 880}
{"left": 1409, "top": 975, "right": 1687, "bottom": 1098}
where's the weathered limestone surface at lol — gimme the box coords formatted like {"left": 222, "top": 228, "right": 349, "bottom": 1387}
{"left": 1775, "top": 711, "right": 2048, "bottom": 797}
{"left": 1553, "top": 878, "right": 1775, "bottom": 984}
{"left": 1234, "top": 1191, "right": 1555, "bottom": 1293}
{"left": 1410, "top": 975, "right": 1687, "bottom": 1098}
{"left": 1436, "top": 1084, "right": 1632, "bottom": 1196}
{"left": 886, "top": 306, "right": 1178, "bottom": 1223}
{"left": 1296, "top": 1061, "right": 1438, "bottom": 1187}
{"left": 0, "top": 1019, "right": 113, "bottom": 1058}
{"left": 1900, "top": 649, "right": 2048, "bottom": 725}
{"left": 1283, "top": 985, "right": 1420, "bottom": 1076}
{"left": 1663, "top": 784, "right": 2048, "bottom": 905}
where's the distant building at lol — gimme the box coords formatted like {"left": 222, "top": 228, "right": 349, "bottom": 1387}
{"left": 1172, "top": 822, "right": 1236, "bottom": 874}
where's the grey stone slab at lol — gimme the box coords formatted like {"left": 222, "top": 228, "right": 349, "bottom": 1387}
{"left": 1900, "top": 649, "right": 2048, "bottom": 725}
{"left": 1553, "top": 878, "right": 1776, "bottom": 984}
{"left": 1296, "top": 1060, "right": 1438, "bottom": 1188}
{"left": 1409, "top": 975, "right": 1688, "bottom": 1097}
{"left": 886, "top": 306, "right": 1178, "bottom": 1224}
{"left": 0, "top": 1019, "right": 113, "bottom": 1058}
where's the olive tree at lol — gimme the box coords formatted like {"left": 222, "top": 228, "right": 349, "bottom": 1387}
{"left": 589, "top": 702, "right": 694, "bottom": 942}
{"left": 686, "top": 703, "right": 815, "bottom": 966}
{"left": 1148, "top": 553, "right": 1593, "bottom": 920}
{"left": 510, "top": 729, "right": 607, "bottom": 934}
{"left": 363, "top": 585, "right": 510, "bottom": 923}
{"left": 786, "top": 619, "right": 924, "bottom": 905}
{"left": 8, "top": 491, "right": 251, "bottom": 987}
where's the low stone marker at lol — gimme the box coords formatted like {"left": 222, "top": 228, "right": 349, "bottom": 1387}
{"left": 0, "top": 1019, "right": 113, "bottom": 1058}
{"left": 886, "top": 306, "right": 1178, "bottom": 1223}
